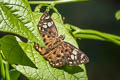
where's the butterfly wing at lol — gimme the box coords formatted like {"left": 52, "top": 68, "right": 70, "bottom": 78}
{"left": 34, "top": 12, "right": 89, "bottom": 67}
{"left": 34, "top": 34, "right": 61, "bottom": 55}
{"left": 44, "top": 42, "right": 89, "bottom": 67}
{"left": 38, "top": 12, "right": 58, "bottom": 36}
{"left": 34, "top": 12, "right": 59, "bottom": 54}
{"left": 62, "top": 42, "right": 89, "bottom": 66}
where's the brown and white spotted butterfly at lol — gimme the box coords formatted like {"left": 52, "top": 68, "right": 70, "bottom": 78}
{"left": 34, "top": 12, "right": 89, "bottom": 67}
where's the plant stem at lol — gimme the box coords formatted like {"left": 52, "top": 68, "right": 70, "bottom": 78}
{"left": 5, "top": 62, "right": 10, "bottom": 80}
{"left": 29, "top": 0, "right": 88, "bottom": 5}
{"left": 75, "top": 30, "right": 120, "bottom": 45}
{"left": 70, "top": 25, "right": 120, "bottom": 45}
{"left": 74, "top": 34, "right": 105, "bottom": 41}
{"left": 0, "top": 50, "right": 10, "bottom": 80}
{"left": 0, "top": 53, "right": 5, "bottom": 80}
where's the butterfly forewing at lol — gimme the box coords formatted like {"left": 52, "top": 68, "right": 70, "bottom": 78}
{"left": 38, "top": 12, "right": 58, "bottom": 36}
{"left": 34, "top": 12, "right": 89, "bottom": 67}
{"left": 34, "top": 12, "right": 59, "bottom": 54}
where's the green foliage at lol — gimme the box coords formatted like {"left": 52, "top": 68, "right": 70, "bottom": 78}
{"left": 0, "top": 0, "right": 45, "bottom": 47}
{"left": 0, "top": 0, "right": 120, "bottom": 80}
{"left": 115, "top": 10, "right": 120, "bottom": 20}
{"left": 9, "top": 69, "right": 20, "bottom": 80}
{"left": 0, "top": 35, "right": 35, "bottom": 67}
{"left": 0, "top": 52, "right": 10, "bottom": 80}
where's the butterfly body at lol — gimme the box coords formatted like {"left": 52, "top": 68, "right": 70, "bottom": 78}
{"left": 34, "top": 12, "right": 89, "bottom": 67}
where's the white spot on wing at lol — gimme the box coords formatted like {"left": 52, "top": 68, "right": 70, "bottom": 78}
{"left": 48, "top": 21, "right": 53, "bottom": 27}
{"left": 72, "top": 49, "right": 78, "bottom": 55}
{"left": 43, "top": 22, "right": 47, "bottom": 24}
{"left": 51, "top": 21, "right": 53, "bottom": 25}
{"left": 43, "top": 25, "right": 47, "bottom": 28}
{"left": 42, "top": 29, "right": 44, "bottom": 31}
{"left": 74, "top": 56, "right": 77, "bottom": 60}
{"left": 39, "top": 27, "right": 41, "bottom": 30}
{"left": 45, "top": 16, "right": 50, "bottom": 19}
{"left": 53, "top": 64, "right": 55, "bottom": 66}
{"left": 68, "top": 57, "right": 70, "bottom": 60}
{"left": 81, "top": 54, "right": 85, "bottom": 59}
{"left": 81, "top": 60, "right": 84, "bottom": 63}
{"left": 71, "top": 55, "right": 74, "bottom": 60}
{"left": 69, "top": 62, "right": 72, "bottom": 64}
{"left": 74, "top": 61, "right": 76, "bottom": 64}
{"left": 80, "top": 59, "right": 86, "bottom": 63}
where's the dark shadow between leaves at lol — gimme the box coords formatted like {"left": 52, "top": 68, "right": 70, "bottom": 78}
{"left": 57, "top": 65, "right": 84, "bottom": 74}
{"left": 0, "top": 32, "right": 28, "bottom": 43}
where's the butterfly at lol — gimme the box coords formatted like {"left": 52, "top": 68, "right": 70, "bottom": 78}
{"left": 34, "top": 12, "right": 89, "bottom": 67}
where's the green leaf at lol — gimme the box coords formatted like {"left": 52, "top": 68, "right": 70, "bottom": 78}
{"left": 15, "top": 12, "right": 88, "bottom": 80}
{"left": 115, "top": 10, "right": 120, "bottom": 20}
{"left": 0, "top": 0, "right": 45, "bottom": 47}
{"left": 52, "top": 13, "right": 78, "bottom": 46}
{"left": 9, "top": 69, "right": 20, "bottom": 80}
{"left": 0, "top": 35, "right": 35, "bottom": 67}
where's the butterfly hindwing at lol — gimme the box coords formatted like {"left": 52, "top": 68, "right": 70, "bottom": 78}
{"left": 44, "top": 45, "right": 66, "bottom": 67}
{"left": 62, "top": 42, "right": 89, "bottom": 66}
{"left": 43, "top": 42, "right": 89, "bottom": 67}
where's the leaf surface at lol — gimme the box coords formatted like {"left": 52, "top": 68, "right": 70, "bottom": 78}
{"left": 0, "top": 0, "right": 45, "bottom": 47}
{"left": 0, "top": 35, "right": 35, "bottom": 67}
{"left": 115, "top": 10, "right": 120, "bottom": 20}
{"left": 15, "top": 12, "right": 88, "bottom": 80}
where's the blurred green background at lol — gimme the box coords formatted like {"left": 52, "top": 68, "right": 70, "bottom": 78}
{"left": 52, "top": 0, "right": 120, "bottom": 80}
